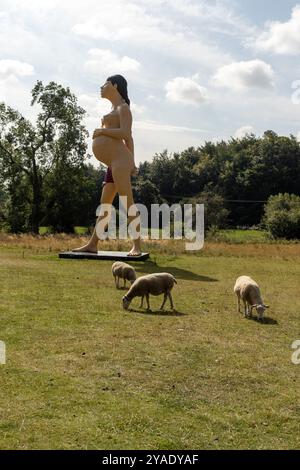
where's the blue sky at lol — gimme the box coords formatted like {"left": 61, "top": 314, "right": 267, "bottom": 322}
{"left": 235, "top": 0, "right": 297, "bottom": 24}
{"left": 0, "top": 0, "right": 300, "bottom": 166}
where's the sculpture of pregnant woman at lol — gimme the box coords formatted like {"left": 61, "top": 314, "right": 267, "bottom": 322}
{"left": 73, "top": 75, "right": 141, "bottom": 256}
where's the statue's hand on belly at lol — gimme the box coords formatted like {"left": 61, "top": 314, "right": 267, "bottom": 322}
{"left": 93, "top": 128, "right": 104, "bottom": 139}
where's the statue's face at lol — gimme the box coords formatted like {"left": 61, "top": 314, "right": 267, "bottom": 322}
{"left": 100, "top": 80, "right": 117, "bottom": 99}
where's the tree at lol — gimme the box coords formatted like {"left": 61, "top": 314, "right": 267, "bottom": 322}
{"left": 133, "top": 178, "right": 164, "bottom": 227}
{"left": 148, "top": 149, "right": 177, "bottom": 198}
{"left": 133, "top": 179, "right": 163, "bottom": 208}
{"left": 0, "top": 181, "right": 9, "bottom": 231}
{"left": 262, "top": 193, "right": 300, "bottom": 239}
{"left": 0, "top": 81, "right": 89, "bottom": 233}
{"left": 187, "top": 190, "right": 229, "bottom": 231}
{"left": 42, "top": 163, "right": 105, "bottom": 232}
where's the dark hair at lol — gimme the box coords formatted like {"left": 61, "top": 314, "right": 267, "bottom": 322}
{"left": 106, "top": 74, "right": 130, "bottom": 106}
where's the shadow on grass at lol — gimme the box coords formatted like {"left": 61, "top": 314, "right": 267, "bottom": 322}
{"left": 132, "top": 260, "right": 218, "bottom": 282}
{"left": 128, "top": 308, "right": 186, "bottom": 317}
{"left": 246, "top": 316, "right": 278, "bottom": 325}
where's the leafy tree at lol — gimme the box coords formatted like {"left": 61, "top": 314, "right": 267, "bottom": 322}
{"left": 42, "top": 163, "right": 105, "bottom": 232}
{"left": 187, "top": 190, "right": 229, "bottom": 231}
{"left": 133, "top": 179, "right": 163, "bottom": 208}
{"left": 0, "top": 181, "right": 9, "bottom": 231}
{"left": 148, "top": 149, "right": 177, "bottom": 198}
{"left": 0, "top": 81, "right": 89, "bottom": 233}
{"left": 132, "top": 178, "right": 164, "bottom": 227}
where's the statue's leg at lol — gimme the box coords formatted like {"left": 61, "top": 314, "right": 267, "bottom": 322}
{"left": 111, "top": 162, "right": 142, "bottom": 256}
{"left": 72, "top": 181, "right": 117, "bottom": 252}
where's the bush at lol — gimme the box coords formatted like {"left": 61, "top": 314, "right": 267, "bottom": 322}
{"left": 263, "top": 193, "right": 300, "bottom": 239}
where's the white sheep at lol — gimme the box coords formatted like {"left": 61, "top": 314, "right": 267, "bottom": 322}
{"left": 122, "top": 272, "right": 177, "bottom": 311}
{"left": 234, "top": 275, "right": 269, "bottom": 320}
{"left": 112, "top": 261, "right": 136, "bottom": 289}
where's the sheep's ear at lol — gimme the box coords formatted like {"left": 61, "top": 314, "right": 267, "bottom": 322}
{"left": 264, "top": 304, "right": 269, "bottom": 308}
{"left": 252, "top": 304, "right": 258, "bottom": 308}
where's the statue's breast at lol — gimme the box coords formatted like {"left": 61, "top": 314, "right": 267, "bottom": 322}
{"left": 102, "top": 111, "right": 120, "bottom": 128}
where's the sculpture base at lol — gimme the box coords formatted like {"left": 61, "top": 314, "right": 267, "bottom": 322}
{"left": 59, "top": 250, "right": 150, "bottom": 261}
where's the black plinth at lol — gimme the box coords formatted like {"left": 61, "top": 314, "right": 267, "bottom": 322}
{"left": 59, "top": 250, "right": 150, "bottom": 261}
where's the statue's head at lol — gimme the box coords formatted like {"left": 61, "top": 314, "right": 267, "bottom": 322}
{"left": 100, "top": 74, "right": 130, "bottom": 106}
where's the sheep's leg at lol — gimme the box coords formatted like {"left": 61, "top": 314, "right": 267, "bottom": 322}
{"left": 146, "top": 294, "right": 150, "bottom": 311}
{"left": 248, "top": 303, "right": 253, "bottom": 318}
{"left": 123, "top": 278, "right": 126, "bottom": 288}
{"left": 168, "top": 292, "right": 174, "bottom": 310}
{"left": 139, "top": 296, "right": 144, "bottom": 308}
{"left": 160, "top": 293, "right": 167, "bottom": 310}
{"left": 243, "top": 300, "right": 248, "bottom": 317}
{"left": 114, "top": 275, "right": 117, "bottom": 288}
{"left": 116, "top": 277, "right": 120, "bottom": 289}
{"left": 237, "top": 294, "right": 241, "bottom": 313}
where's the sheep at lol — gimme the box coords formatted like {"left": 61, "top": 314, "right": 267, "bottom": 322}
{"left": 234, "top": 275, "right": 269, "bottom": 320}
{"left": 111, "top": 261, "right": 136, "bottom": 289}
{"left": 122, "top": 272, "right": 177, "bottom": 311}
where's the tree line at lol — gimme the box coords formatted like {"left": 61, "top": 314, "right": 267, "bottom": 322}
{"left": 1, "top": 81, "right": 300, "bottom": 235}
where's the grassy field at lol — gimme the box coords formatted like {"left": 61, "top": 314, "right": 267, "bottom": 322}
{"left": 39, "top": 227, "right": 274, "bottom": 243}
{"left": 213, "top": 229, "right": 269, "bottom": 243}
{"left": 1, "top": 234, "right": 300, "bottom": 449}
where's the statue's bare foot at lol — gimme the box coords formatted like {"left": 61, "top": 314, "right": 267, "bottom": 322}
{"left": 72, "top": 243, "right": 98, "bottom": 253}
{"left": 127, "top": 247, "right": 142, "bottom": 257}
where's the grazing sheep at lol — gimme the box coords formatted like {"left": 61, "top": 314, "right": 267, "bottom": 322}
{"left": 234, "top": 275, "right": 269, "bottom": 320}
{"left": 112, "top": 261, "right": 136, "bottom": 289}
{"left": 122, "top": 272, "right": 177, "bottom": 311}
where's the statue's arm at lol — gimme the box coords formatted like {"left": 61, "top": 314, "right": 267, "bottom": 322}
{"left": 94, "top": 104, "right": 132, "bottom": 140}
{"left": 124, "top": 134, "right": 134, "bottom": 157}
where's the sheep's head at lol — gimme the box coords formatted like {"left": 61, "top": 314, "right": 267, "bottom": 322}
{"left": 251, "top": 304, "right": 269, "bottom": 320}
{"left": 122, "top": 295, "right": 131, "bottom": 310}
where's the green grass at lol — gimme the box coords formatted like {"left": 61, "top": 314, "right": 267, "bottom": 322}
{"left": 211, "top": 229, "right": 269, "bottom": 243}
{"left": 39, "top": 226, "right": 90, "bottom": 235}
{"left": 1, "top": 243, "right": 300, "bottom": 449}
{"left": 39, "top": 226, "right": 53, "bottom": 235}
{"left": 37, "top": 226, "right": 299, "bottom": 243}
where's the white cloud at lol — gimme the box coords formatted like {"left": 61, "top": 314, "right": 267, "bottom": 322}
{"left": 133, "top": 119, "right": 210, "bottom": 163}
{"left": 146, "top": 94, "right": 160, "bottom": 102}
{"left": 166, "top": 0, "right": 255, "bottom": 36}
{"left": 84, "top": 49, "right": 141, "bottom": 77}
{"left": 78, "top": 92, "right": 146, "bottom": 118}
{"left": 77, "top": 93, "right": 109, "bottom": 116}
{"left": 213, "top": 60, "right": 275, "bottom": 91}
{"left": 234, "top": 125, "right": 255, "bottom": 139}
{"left": 252, "top": 5, "right": 300, "bottom": 55}
{"left": 0, "top": 10, "right": 38, "bottom": 58}
{"left": 0, "top": 0, "right": 298, "bottom": 166}
{"left": 0, "top": 59, "right": 34, "bottom": 78}
{"left": 134, "top": 119, "right": 208, "bottom": 133}
{"left": 165, "top": 76, "right": 209, "bottom": 105}
{"left": 130, "top": 102, "right": 146, "bottom": 115}
{"left": 0, "top": 74, "right": 37, "bottom": 124}
{"left": 72, "top": 1, "right": 232, "bottom": 70}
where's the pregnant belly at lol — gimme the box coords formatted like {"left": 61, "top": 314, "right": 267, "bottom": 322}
{"left": 92, "top": 136, "right": 118, "bottom": 166}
